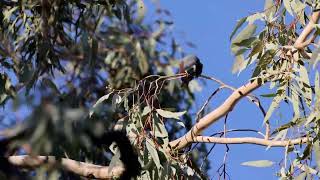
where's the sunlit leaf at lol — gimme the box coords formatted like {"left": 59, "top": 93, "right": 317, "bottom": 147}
{"left": 90, "top": 92, "right": 113, "bottom": 117}
{"left": 263, "top": 90, "right": 285, "bottom": 124}
{"left": 241, "top": 160, "right": 274, "bottom": 167}
{"left": 313, "top": 140, "right": 320, "bottom": 169}
{"left": 283, "top": 0, "right": 294, "bottom": 16}
{"left": 156, "top": 109, "right": 186, "bottom": 120}
{"left": 142, "top": 106, "right": 152, "bottom": 116}
{"left": 112, "top": 94, "right": 122, "bottom": 110}
{"left": 232, "top": 55, "right": 246, "bottom": 74}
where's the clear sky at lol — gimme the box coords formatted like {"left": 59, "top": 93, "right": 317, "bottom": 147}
{"left": 161, "top": 1, "right": 283, "bottom": 179}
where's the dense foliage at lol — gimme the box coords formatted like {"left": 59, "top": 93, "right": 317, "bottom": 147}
{"left": 0, "top": 0, "right": 208, "bottom": 179}
{"left": 230, "top": 0, "right": 320, "bottom": 178}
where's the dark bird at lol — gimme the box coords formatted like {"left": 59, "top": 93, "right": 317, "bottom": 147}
{"left": 179, "top": 55, "right": 203, "bottom": 85}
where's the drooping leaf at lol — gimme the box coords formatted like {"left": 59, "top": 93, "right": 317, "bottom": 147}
{"left": 156, "top": 109, "right": 186, "bottom": 120}
{"left": 297, "top": 65, "right": 312, "bottom": 106}
{"left": 230, "top": 17, "right": 247, "bottom": 40}
{"left": 136, "top": 41, "right": 149, "bottom": 75}
{"left": 146, "top": 138, "right": 161, "bottom": 169}
{"left": 231, "top": 24, "right": 257, "bottom": 54}
{"left": 310, "top": 47, "right": 320, "bottom": 69}
{"left": 263, "top": 90, "right": 285, "bottom": 123}
{"left": 90, "top": 92, "right": 113, "bottom": 117}
{"left": 313, "top": 140, "right": 320, "bottom": 169}
{"left": 232, "top": 55, "right": 246, "bottom": 74}
{"left": 142, "top": 106, "right": 152, "bottom": 116}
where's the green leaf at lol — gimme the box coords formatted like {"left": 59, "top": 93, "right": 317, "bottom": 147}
{"left": 241, "top": 160, "right": 274, "bottom": 167}
{"left": 290, "top": 90, "right": 300, "bottom": 118}
{"left": 146, "top": 138, "right": 161, "bottom": 169}
{"left": 313, "top": 140, "right": 320, "bottom": 169}
{"left": 136, "top": 41, "right": 149, "bottom": 74}
{"left": 247, "top": 13, "right": 263, "bottom": 24}
{"left": 142, "top": 106, "right": 152, "bottom": 116}
{"left": 310, "top": 47, "right": 320, "bottom": 69}
{"left": 263, "top": 90, "right": 285, "bottom": 123}
{"left": 283, "top": 0, "right": 294, "bottom": 16}
{"left": 153, "top": 113, "right": 169, "bottom": 147}
{"left": 272, "top": 129, "right": 288, "bottom": 142}
{"left": 104, "top": 52, "right": 116, "bottom": 64}
{"left": 260, "top": 93, "right": 277, "bottom": 98}
{"left": 112, "top": 94, "right": 122, "bottom": 110}
{"left": 291, "top": 0, "right": 306, "bottom": 25}
{"left": 3, "top": 7, "right": 18, "bottom": 22}
{"left": 156, "top": 109, "right": 186, "bottom": 120}
{"left": 232, "top": 55, "right": 246, "bottom": 74}
{"left": 297, "top": 65, "right": 312, "bottom": 106}
{"left": 315, "top": 72, "right": 320, "bottom": 104}
{"left": 305, "top": 112, "right": 316, "bottom": 125}
{"left": 90, "top": 92, "right": 113, "bottom": 117}
{"left": 248, "top": 40, "right": 264, "bottom": 58}
{"left": 252, "top": 50, "right": 274, "bottom": 78}
{"left": 294, "top": 172, "right": 306, "bottom": 180}
{"left": 233, "top": 37, "right": 257, "bottom": 47}
{"left": 230, "top": 17, "right": 247, "bottom": 40}
{"left": 231, "top": 24, "right": 257, "bottom": 52}
{"left": 272, "top": 119, "right": 304, "bottom": 135}
{"left": 264, "top": 0, "right": 276, "bottom": 21}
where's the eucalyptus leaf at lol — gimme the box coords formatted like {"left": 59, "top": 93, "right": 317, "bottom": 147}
{"left": 241, "top": 160, "right": 274, "bottom": 167}
{"left": 146, "top": 138, "right": 161, "bottom": 169}
{"left": 112, "top": 94, "right": 122, "bottom": 110}
{"left": 90, "top": 92, "right": 113, "bottom": 117}
{"left": 156, "top": 109, "right": 186, "bottom": 120}
{"left": 230, "top": 17, "right": 247, "bottom": 40}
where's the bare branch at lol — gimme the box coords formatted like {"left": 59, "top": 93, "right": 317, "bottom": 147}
{"left": 200, "top": 74, "right": 269, "bottom": 139}
{"left": 169, "top": 80, "right": 261, "bottom": 150}
{"left": 192, "top": 136, "right": 310, "bottom": 147}
{"left": 8, "top": 155, "right": 125, "bottom": 179}
{"left": 195, "top": 87, "right": 222, "bottom": 122}
{"left": 200, "top": 74, "right": 266, "bottom": 119}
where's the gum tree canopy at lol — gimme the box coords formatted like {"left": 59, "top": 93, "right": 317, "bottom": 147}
{"left": 1, "top": 0, "right": 320, "bottom": 179}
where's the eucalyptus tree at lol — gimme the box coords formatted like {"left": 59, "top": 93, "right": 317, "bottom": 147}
{"left": 1, "top": 0, "right": 320, "bottom": 179}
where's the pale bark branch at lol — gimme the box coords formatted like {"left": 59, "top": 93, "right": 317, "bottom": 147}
{"left": 294, "top": 11, "right": 320, "bottom": 49}
{"left": 169, "top": 80, "right": 261, "bottom": 150}
{"left": 8, "top": 155, "right": 125, "bottom": 179}
{"left": 192, "top": 136, "right": 310, "bottom": 147}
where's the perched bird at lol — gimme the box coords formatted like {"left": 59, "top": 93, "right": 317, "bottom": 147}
{"left": 179, "top": 55, "right": 203, "bottom": 85}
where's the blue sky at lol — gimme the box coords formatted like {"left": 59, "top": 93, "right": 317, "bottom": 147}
{"left": 161, "top": 1, "right": 284, "bottom": 179}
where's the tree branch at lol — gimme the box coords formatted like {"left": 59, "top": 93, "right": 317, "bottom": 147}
{"left": 8, "top": 155, "right": 125, "bottom": 179}
{"left": 294, "top": 11, "right": 320, "bottom": 49}
{"left": 169, "top": 80, "right": 261, "bottom": 150}
{"left": 192, "top": 136, "right": 310, "bottom": 147}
